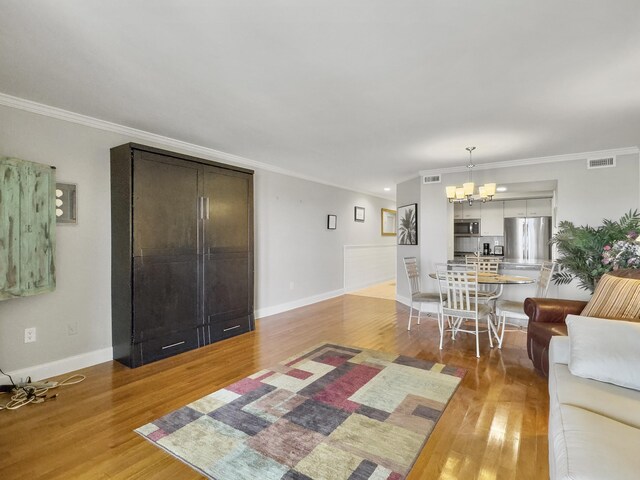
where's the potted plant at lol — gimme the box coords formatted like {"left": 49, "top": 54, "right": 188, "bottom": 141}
{"left": 552, "top": 210, "right": 640, "bottom": 292}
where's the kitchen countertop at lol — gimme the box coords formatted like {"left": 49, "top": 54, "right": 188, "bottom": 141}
{"left": 448, "top": 258, "right": 546, "bottom": 271}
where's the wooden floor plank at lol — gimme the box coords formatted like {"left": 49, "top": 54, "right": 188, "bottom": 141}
{"left": 0, "top": 294, "right": 549, "bottom": 479}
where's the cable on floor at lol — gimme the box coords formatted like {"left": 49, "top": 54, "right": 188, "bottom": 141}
{"left": 0, "top": 371, "right": 86, "bottom": 411}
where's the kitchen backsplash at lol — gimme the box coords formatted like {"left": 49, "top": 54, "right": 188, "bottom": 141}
{"left": 454, "top": 235, "right": 504, "bottom": 254}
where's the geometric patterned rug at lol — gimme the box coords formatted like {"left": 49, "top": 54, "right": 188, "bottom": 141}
{"left": 135, "top": 343, "right": 465, "bottom": 480}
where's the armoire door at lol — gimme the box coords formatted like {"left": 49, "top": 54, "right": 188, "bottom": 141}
{"left": 132, "top": 151, "right": 200, "bottom": 341}
{"left": 202, "top": 167, "right": 253, "bottom": 342}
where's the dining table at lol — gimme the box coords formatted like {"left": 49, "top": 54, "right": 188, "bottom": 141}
{"left": 428, "top": 271, "right": 535, "bottom": 287}
{"left": 428, "top": 271, "right": 535, "bottom": 342}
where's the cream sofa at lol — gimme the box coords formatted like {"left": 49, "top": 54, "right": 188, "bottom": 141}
{"left": 548, "top": 318, "right": 640, "bottom": 480}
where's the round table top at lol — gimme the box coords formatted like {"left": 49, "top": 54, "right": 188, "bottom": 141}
{"left": 428, "top": 272, "right": 535, "bottom": 285}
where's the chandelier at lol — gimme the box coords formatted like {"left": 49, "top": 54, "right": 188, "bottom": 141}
{"left": 445, "top": 147, "right": 496, "bottom": 205}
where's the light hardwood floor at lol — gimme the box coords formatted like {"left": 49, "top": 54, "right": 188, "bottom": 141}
{"left": 0, "top": 294, "right": 549, "bottom": 480}
{"left": 349, "top": 281, "right": 397, "bottom": 300}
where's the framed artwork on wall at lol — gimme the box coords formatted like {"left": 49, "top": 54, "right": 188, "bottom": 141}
{"left": 327, "top": 214, "right": 337, "bottom": 230}
{"left": 381, "top": 208, "right": 396, "bottom": 236}
{"left": 397, "top": 203, "right": 418, "bottom": 245}
{"left": 354, "top": 206, "right": 365, "bottom": 222}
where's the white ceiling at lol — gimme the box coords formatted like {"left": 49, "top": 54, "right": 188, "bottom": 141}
{"left": 1, "top": 1, "right": 640, "bottom": 198}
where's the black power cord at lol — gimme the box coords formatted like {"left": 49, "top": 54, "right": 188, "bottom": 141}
{"left": 0, "top": 367, "right": 16, "bottom": 393}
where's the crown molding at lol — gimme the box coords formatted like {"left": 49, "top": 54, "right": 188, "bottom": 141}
{"left": 394, "top": 174, "right": 421, "bottom": 186}
{"left": 0, "top": 92, "right": 394, "bottom": 201}
{"left": 419, "top": 146, "right": 639, "bottom": 177}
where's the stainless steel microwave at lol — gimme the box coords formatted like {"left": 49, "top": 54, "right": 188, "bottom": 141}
{"left": 454, "top": 219, "right": 480, "bottom": 236}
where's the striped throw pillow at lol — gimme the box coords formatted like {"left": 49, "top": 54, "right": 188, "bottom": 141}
{"left": 581, "top": 273, "right": 640, "bottom": 321}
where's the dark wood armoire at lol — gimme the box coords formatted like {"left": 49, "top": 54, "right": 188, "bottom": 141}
{"left": 110, "top": 143, "right": 254, "bottom": 367}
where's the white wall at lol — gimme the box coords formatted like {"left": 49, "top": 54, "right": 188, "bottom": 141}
{"left": 405, "top": 154, "right": 640, "bottom": 302}
{"left": 395, "top": 176, "right": 422, "bottom": 304}
{"left": 0, "top": 104, "right": 395, "bottom": 375}
{"left": 253, "top": 169, "right": 395, "bottom": 316}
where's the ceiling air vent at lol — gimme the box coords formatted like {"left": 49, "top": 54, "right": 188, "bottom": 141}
{"left": 587, "top": 156, "right": 616, "bottom": 169}
{"left": 423, "top": 174, "right": 441, "bottom": 184}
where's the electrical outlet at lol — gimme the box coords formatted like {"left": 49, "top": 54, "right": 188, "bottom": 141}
{"left": 67, "top": 321, "right": 78, "bottom": 336}
{"left": 289, "top": 281, "right": 295, "bottom": 290}
{"left": 24, "top": 327, "right": 36, "bottom": 343}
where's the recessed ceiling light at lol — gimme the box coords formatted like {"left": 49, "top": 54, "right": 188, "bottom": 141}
{"left": 384, "top": 187, "right": 391, "bottom": 191}
{"left": 496, "top": 186, "right": 507, "bottom": 192}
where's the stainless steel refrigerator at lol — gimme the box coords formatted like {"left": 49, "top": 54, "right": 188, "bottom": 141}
{"left": 504, "top": 217, "right": 552, "bottom": 261}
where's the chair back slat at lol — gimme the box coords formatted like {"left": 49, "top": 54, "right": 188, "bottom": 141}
{"left": 535, "top": 261, "right": 556, "bottom": 297}
{"left": 403, "top": 257, "right": 421, "bottom": 296}
{"left": 466, "top": 255, "right": 501, "bottom": 273}
{"left": 436, "top": 263, "right": 479, "bottom": 317}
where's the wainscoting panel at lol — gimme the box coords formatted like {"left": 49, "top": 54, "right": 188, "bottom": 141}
{"left": 344, "top": 244, "right": 396, "bottom": 292}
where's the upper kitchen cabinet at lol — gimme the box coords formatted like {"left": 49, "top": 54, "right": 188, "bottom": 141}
{"left": 0, "top": 157, "right": 56, "bottom": 300}
{"left": 503, "top": 200, "right": 527, "bottom": 218}
{"left": 503, "top": 198, "right": 552, "bottom": 218}
{"left": 454, "top": 202, "right": 482, "bottom": 219}
{"left": 453, "top": 203, "right": 463, "bottom": 219}
{"left": 462, "top": 202, "right": 482, "bottom": 219}
{"left": 480, "top": 201, "right": 504, "bottom": 236}
{"left": 526, "top": 198, "right": 552, "bottom": 217}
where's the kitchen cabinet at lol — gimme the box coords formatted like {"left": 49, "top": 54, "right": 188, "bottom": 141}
{"left": 503, "top": 200, "right": 527, "bottom": 218}
{"left": 454, "top": 202, "right": 482, "bottom": 219}
{"left": 0, "top": 157, "right": 56, "bottom": 300}
{"left": 503, "top": 199, "right": 552, "bottom": 217}
{"left": 526, "top": 198, "right": 552, "bottom": 217}
{"left": 110, "top": 144, "right": 254, "bottom": 368}
{"left": 462, "top": 202, "right": 482, "bottom": 219}
{"left": 453, "top": 203, "right": 463, "bottom": 219}
{"left": 480, "top": 201, "right": 504, "bottom": 236}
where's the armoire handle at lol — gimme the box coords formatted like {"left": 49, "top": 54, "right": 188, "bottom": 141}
{"left": 199, "top": 197, "right": 210, "bottom": 220}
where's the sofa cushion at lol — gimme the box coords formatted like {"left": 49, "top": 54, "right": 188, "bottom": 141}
{"left": 550, "top": 361, "right": 640, "bottom": 429}
{"left": 566, "top": 314, "right": 640, "bottom": 391}
{"left": 549, "top": 404, "right": 640, "bottom": 480}
{"left": 580, "top": 273, "right": 640, "bottom": 320}
{"left": 548, "top": 336, "right": 570, "bottom": 366}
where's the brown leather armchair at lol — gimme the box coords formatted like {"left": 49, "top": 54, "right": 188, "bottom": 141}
{"left": 524, "top": 269, "right": 640, "bottom": 376}
{"left": 523, "top": 297, "right": 586, "bottom": 376}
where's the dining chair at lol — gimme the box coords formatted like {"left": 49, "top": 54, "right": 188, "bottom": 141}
{"left": 465, "top": 255, "right": 501, "bottom": 273}
{"left": 494, "top": 261, "right": 557, "bottom": 348}
{"left": 465, "top": 255, "right": 502, "bottom": 302}
{"left": 403, "top": 257, "right": 442, "bottom": 331}
{"left": 435, "top": 263, "right": 494, "bottom": 357}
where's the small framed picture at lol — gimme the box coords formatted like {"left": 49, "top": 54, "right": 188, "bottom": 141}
{"left": 354, "top": 206, "right": 365, "bottom": 222}
{"left": 327, "top": 214, "right": 337, "bottom": 230}
{"left": 381, "top": 208, "right": 397, "bottom": 236}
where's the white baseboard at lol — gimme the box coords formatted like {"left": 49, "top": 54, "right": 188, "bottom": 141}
{"left": 256, "top": 288, "right": 345, "bottom": 320}
{"left": 2, "top": 347, "right": 113, "bottom": 385}
{"left": 396, "top": 294, "right": 411, "bottom": 307}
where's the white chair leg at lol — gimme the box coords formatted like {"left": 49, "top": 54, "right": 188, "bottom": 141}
{"left": 417, "top": 304, "right": 422, "bottom": 325}
{"left": 407, "top": 301, "right": 413, "bottom": 330}
{"left": 475, "top": 318, "right": 480, "bottom": 358}
{"left": 498, "top": 313, "right": 507, "bottom": 348}
{"left": 438, "top": 311, "right": 444, "bottom": 350}
{"left": 487, "top": 316, "right": 494, "bottom": 348}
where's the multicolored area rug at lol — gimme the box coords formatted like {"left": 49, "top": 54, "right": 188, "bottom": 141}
{"left": 136, "top": 343, "right": 465, "bottom": 480}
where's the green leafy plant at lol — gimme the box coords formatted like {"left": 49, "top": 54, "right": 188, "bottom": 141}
{"left": 552, "top": 210, "right": 640, "bottom": 292}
